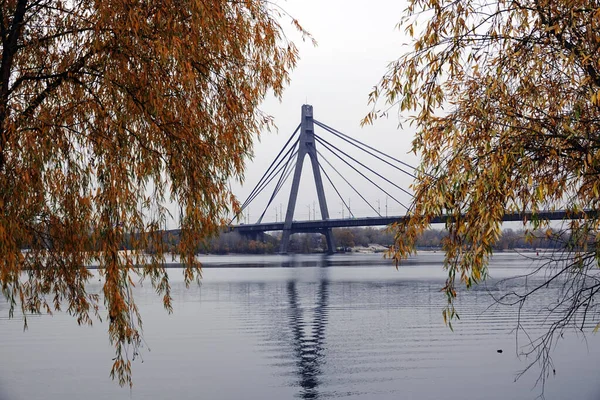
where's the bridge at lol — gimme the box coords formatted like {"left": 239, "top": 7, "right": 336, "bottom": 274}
{"left": 232, "top": 211, "right": 581, "bottom": 234}
{"left": 230, "top": 105, "right": 581, "bottom": 254}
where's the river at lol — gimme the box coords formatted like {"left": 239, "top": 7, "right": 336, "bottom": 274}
{"left": 1, "top": 253, "right": 599, "bottom": 399}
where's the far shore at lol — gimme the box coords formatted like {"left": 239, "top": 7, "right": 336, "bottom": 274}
{"left": 76, "top": 247, "right": 551, "bottom": 269}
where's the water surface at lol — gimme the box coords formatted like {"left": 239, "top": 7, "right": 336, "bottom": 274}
{"left": 1, "top": 253, "right": 598, "bottom": 399}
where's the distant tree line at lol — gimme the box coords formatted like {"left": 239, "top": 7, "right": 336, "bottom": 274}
{"left": 22, "top": 226, "right": 572, "bottom": 255}
{"left": 147, "top": 227, "right": 571, "bottom": 255}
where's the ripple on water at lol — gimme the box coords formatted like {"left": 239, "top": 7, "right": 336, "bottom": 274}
{"left": 1, "top": 257, "right": 599, "bottom": 400}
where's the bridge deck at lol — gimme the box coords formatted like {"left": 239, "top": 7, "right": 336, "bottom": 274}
{"left": 232, "top": 210, "right": 587, "bottom": 234}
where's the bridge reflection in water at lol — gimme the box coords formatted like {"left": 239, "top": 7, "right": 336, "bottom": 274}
{"left": 287, "top": 279, "right": 329, "bottom": 399}
{"left": 282, "top": 260, "right": 330, "bottom": 399}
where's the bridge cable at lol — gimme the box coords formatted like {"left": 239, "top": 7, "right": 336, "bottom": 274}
{"left": 232, "top": 149, "right": 296, "bottom": 225}
{"left": 257, "top": 148, "right": 299, "bottom": 223}
{"left": 240, "top": 141, "right": 298, "bottom": 213}
{"left": 317, "top": 162, "right": 354, "bottom": 219}
{"left": 237, "top": 146, "right": 298, "bottom": 224}
{"left": 269, "top": 149, "right": 299, "bottom": 204}
{"left": 314, "top": 120, "right": 419, "bottom": 177}
{"left": 317, "top": 148, "right": 379, "bottom": 217}
{"left": 314, "top": 134, "right": 414, "bottom": 200}
{"left": 315, "top": 121, "right": 417, "bottom": 180}
{"left": 240, "top": 146, "right": 297, "bottom": 224}
{"left": 232, "top": 127, "right": 300, "bottom": 224}
{"left": 270, "top": 153, "right": 298, "bottom": 206}
{"left": 239, "top": 130, "right": 300, "bottom": 211}
{"left": 238, "top": 125, "right": 300, "bottom": 212}
{"left": 315, "top": 135, "right": 409, "bottom": 210}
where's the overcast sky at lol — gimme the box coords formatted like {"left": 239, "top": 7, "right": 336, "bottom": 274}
{"left": 230, "top": 0, "right": 418, "bottom": 224}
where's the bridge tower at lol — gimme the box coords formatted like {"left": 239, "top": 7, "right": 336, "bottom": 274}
{"left": 281, "top": 105, "right": 335, "bottom": 254}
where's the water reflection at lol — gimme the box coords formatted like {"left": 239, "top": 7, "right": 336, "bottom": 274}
{"left": 3, "top": 255, "right": 599, "bottom": 400}
{"left": 281, "top": 254, "right": 335, "bottom": 269}
{"left": 286, "top": 273, "right": 329, "bottom": 399}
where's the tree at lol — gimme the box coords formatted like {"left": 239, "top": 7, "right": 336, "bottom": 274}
{"left": 365, "top": 0, "right": 600, "bottom": 386}
{"left": 0, "top": 0, "right": 311, "bottom": 386}
{"left": 334, "top": 228, "right": 356, "bottom": 249}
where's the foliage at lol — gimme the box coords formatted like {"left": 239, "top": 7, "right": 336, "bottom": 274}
{"left": 334, "top": 229, "right": 356, "bottom": 248}
{"left": 205, "top": 231, "right": 278, "bottom": 254}
{"left": 198, "top": 227, "right": 564, "bottom": 254}
{"left": 0, "top": 0, "right": 311, "bottom": 386}
{"left": 365, "top": 0, "right": 600, "bottom": 384}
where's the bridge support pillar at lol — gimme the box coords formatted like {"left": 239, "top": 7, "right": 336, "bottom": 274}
{"left": 281, "top": 105, "right": 335, "bottom": 254}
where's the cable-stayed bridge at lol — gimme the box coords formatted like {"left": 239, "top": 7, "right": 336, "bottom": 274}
{"left": 230, "top": 104, "right": 583, "bottom": 254}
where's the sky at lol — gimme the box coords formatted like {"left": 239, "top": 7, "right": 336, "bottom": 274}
{"left": 230, "top": 0, "right": 419, "bottom": 224}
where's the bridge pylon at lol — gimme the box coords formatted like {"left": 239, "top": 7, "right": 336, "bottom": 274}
{"left": 281, "top": 105, "right": 335, "bottom": 254}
